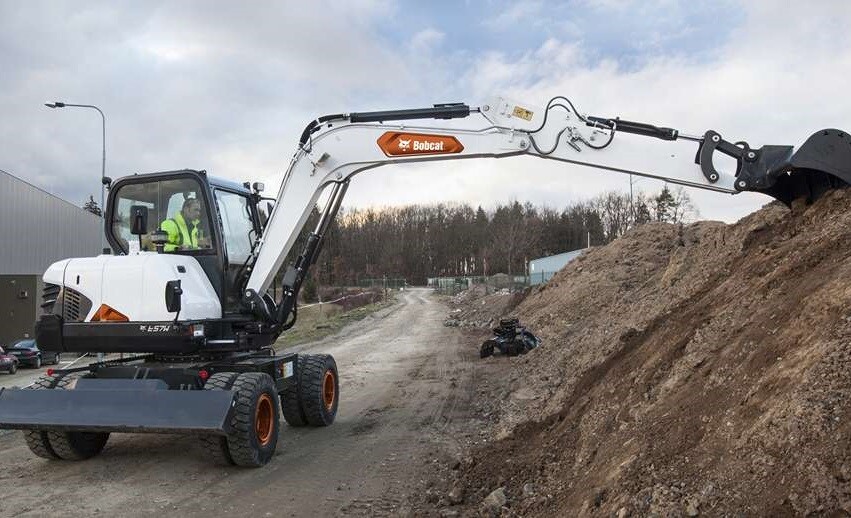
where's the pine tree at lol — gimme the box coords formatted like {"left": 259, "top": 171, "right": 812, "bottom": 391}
{"left": 654, "top": 186, "right": 676, "bottom": 222}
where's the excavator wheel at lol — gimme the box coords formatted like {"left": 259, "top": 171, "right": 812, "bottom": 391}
{"left": 46, "top": 375, "right": 110, "bottom": 460}
{"left": 280, "top": 374, "right": 308, "bottom": 428}
{"left": 200, "top": 372, "right": 240, "bottom": 465}
{"left": 480, "top": 340, "right": 496, "bottom": 358}
{"left": 298, "top": 354, "right": 339, "bottom": 427}
{"left": 21, "top": 375, "right": 61, "bottom": 460}
{"left": 225, "top": 372, "right": 280, "bottom": 468}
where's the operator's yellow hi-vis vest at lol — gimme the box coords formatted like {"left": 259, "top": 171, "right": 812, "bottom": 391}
{"left": 161, "top": 212, "right": 199, "bottom": 251}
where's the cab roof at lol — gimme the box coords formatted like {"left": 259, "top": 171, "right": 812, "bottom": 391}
{"left": 121, "top": 169, "right": 253, "bottom": 195}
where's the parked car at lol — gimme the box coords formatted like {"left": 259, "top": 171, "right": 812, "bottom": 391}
{"left": 0, "top": 346, "right": 18, "bottom": 374}
{"left": 6, "top": 339, "right": 59, "bottom": 369}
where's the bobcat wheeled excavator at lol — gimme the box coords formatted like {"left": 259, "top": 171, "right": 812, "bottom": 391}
{"left": 0, "top": 95, "right": 848, "bottom": 467}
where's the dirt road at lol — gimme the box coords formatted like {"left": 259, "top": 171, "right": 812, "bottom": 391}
{"left": 0, "top": 288, "right": 480, "bottom": 518}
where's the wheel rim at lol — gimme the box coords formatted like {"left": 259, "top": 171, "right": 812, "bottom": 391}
{"left": 255, "top": 393, "right": 274, "bottom": 446}
{"left": 322, "top": 370, "right": 336, "bottom": 412}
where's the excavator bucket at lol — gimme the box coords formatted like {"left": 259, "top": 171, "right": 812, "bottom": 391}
{"left": 742, "top": 129, "right": 851, "bottom": 206}
{"left": 0, "top": 379, "right": 236, "bottom": 434}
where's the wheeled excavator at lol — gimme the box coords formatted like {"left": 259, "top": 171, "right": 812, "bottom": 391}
{"left": 0, "top": 95, "right": 848, "bottom": 467}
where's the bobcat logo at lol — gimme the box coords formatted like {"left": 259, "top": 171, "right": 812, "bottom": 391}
{"left": 398, "top": 139, "right": 411, "bottom": 151}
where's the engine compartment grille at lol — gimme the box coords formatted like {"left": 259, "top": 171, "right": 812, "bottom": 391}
{"left": 63, "top": 288, "right": 84, "bottom": 322}
{"left": 40, "top": 283, "right": 60, "bottom": 314}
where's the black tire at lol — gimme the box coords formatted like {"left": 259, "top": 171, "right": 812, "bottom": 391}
{"left": 299, "top": 354, "right": 339, "bottom": 427}
{"left": 200, "top": 372, "right": 240, "bottom": 466}
{"left": 22, "top": 375, "right": 61, "bottom": 460}
{"left": 50, "top": 353, "right": 60, "bottom": 365}
{"left": 9, "top": 364, "right": 16, "bottom": 374}
{"left": 225, "top": 372, "right": 280, "bottom": 467}
{"left": 33, "top": 357, "right": 41, "bottom": 369}
{"left": 46, "top": 376, "right": 110, "bottom": 460}
{"left": 280, "top": 376, "right": 308, "bottom": 428}
{"left": 480, "top": 340, "right": 496, "bottom": 358}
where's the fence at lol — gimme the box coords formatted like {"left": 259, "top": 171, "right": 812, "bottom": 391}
{"left": 358, "top": 277, "right": 407, "bottom": 290}
{"left": 428, "top": 273, "right": 557, "bottom": 295}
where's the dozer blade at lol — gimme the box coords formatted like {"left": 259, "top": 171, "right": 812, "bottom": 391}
{"left": 0, "top": 379, "right": 235, "bottom": 434}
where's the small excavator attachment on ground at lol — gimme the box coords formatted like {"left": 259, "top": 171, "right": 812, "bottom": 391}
{"left": 480, "top": 318, "right": 541, "bottom": 358}
{"left": 0, "top": 94, "right": 848, "bottom": 466}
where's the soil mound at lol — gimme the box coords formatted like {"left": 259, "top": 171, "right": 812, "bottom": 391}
{"left": 428, "top": 189, "right": 851, "bottom": 516}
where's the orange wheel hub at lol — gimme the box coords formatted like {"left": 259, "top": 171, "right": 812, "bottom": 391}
{"left": 255, "top": 393, "right": 274, "bottom": 446}
{"left": 322, "top": 370, "right": 336, "bottom": 411}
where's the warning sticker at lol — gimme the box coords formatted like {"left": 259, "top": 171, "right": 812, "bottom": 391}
{"left": 512, "top": 106, "right": 534, "bottom": 121}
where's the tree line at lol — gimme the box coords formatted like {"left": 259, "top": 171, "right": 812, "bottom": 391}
{"left": 83, "top": 183, "right": 695, "bottom": 287}
{"left": 301, "top": 185, "right": 697, "bottom": 286}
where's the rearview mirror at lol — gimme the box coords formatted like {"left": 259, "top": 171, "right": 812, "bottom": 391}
{"left": 130, "top": 205, "right": 149, "bottom": 236}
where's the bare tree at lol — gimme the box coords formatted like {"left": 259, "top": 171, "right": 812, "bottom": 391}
{"left": 594, "top": 191, "right": 632, "bottom": 241}
{"left": 670, "top": 186, "right": 699, "bottom": 223}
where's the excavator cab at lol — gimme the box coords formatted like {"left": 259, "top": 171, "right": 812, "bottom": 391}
{"left": 106, "top": 169, "right": 264, "bottom": 315}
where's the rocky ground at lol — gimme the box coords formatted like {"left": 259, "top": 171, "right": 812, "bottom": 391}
{"left": 414, "top": 189, "right": 851, "bottom": 517}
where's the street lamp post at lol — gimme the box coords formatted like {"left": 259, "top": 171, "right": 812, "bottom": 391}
{"left": 44, "top": 102, "right": 107, "bottom": 248}
{"left": 46, "top": 102, "right": 108, "bottom": 363}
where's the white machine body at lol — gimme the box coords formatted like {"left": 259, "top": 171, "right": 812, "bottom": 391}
{"left": 43, "top": 253, "right": 221, "bottom": 322}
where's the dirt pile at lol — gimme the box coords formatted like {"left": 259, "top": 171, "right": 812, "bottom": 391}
{"left": 443, "top": 284, "right": 529, "bottom": 328}
{"left": 423, "top": 189, "right": 851, "bottom": 516}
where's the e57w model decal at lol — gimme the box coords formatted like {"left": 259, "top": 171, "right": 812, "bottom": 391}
{"left": 377, "top": 132, "right": 464, "bottom": 157}
{"left": 140, "top": 324, "right": 174, "bottom": 333}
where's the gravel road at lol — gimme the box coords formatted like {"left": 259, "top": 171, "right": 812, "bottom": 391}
{"left": 0, "top": 288, "right": 479, "bottom": 517}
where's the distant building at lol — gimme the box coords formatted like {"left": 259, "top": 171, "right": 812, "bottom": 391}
{"left": 528, "top": 249, "right": 586, "bottom": 286}
{"left": 0, "top": 169, "right": 101, "bottom": 345}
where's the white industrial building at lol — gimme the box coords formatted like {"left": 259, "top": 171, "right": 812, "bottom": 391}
{"left": 528, "top": 249, "right": 586, "bottom": 286}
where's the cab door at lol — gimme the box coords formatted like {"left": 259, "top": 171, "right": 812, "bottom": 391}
{"left": 213, "top": 189, "right": 260, "bottom": 313}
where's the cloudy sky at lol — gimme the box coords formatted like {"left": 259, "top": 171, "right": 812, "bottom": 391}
{"left": 2, "top": 1, "right": 850, "bottom": 222}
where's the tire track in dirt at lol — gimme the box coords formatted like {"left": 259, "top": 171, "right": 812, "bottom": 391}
{"left": 0, "top": 288, "right": 480, "bottom": 518}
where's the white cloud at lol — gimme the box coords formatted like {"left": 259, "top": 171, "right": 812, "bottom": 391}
{"left": 409, "top": 28, "right": 445, "bottom": 52}
{"left": 1, "top": 1, "right": 850, "bottom": 226}
{"left": 346, "top": 3, "right": 851, "bottom": 222}
{"left": 482, "top": 1, "right": 545, "bottom": 29}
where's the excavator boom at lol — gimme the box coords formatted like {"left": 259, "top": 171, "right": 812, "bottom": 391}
{"left": 244, "top": 95, "right": 851, "bottom": 300}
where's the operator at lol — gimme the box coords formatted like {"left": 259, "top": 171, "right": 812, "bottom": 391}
{"left": 160, "top": 198, "right": 206, "bottom": 252}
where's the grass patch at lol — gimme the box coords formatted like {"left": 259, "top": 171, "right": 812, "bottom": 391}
{"left": 274, "top": 293, "right": 397, "bottom": 348}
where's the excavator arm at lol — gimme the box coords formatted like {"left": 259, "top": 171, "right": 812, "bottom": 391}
{"left": 242, "top": 95, "right": 851, "bottom": 331}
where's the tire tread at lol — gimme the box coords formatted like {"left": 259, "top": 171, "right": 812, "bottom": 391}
{"left": 299, "top": 354, "right": 338, "bottom": 427}
{"left": 46, "top": 376, "right": 109, "bottom": 460}
{"left": 225, "top": 372, "right": 280, "bottom": 467}
{"left": 200, "top": 372, "right": 240, "bottom": 466}
{"left": 22, "top": 376, "right": 60, "bottom": 460}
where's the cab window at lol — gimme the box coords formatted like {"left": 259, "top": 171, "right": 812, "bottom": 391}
{"left": 111, "top": 177, "right": 214, "bottom": 254}
{"left": 214, "top": 190, "right": 255, "bottom": 264}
